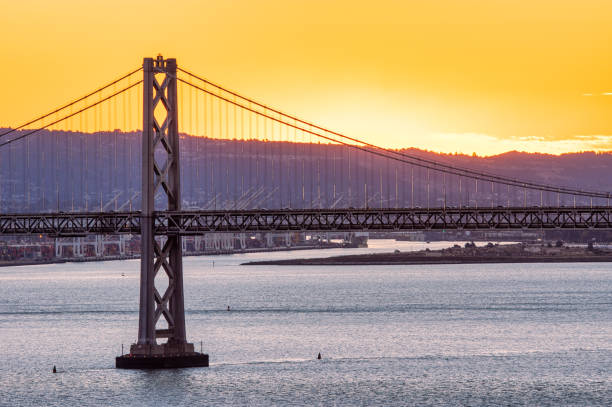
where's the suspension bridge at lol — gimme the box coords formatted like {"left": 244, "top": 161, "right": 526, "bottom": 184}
{"left": 1, "top": 56, "right": 610, "bottom": 368}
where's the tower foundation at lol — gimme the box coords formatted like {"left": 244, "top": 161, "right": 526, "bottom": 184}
{"left": 116, "top": 344, "right": 208, "bottom": 369}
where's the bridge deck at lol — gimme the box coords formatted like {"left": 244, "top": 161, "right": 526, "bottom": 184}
{"left": 0, "top": 207, "right": 611, "bottom": 236}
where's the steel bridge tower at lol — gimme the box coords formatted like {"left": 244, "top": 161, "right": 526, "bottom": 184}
{"left": 116, "top": 56, "right": 208, "bottom": 369}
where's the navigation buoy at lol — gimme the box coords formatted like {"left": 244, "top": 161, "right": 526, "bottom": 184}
{"left": 52, "top": 365, "right": 57, "bottom": 373}
{"left": 317, "top": 352, "right": 321, "bottom": 360}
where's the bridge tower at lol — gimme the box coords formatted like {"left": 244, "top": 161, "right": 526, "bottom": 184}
{"left": 116, "top": 56, "right": 208, "bottom": 369}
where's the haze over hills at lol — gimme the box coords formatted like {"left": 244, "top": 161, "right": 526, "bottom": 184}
{"left": 0, "top": 128, "right": 610, "bottom": 212}
{"left": 406, "top": 148, "right": 612, "bottom": 192}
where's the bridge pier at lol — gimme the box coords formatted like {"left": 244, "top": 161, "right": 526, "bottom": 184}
{"left": 116, "top": 56, "right": 208, "bottom": 369}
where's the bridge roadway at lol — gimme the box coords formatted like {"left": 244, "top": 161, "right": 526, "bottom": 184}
{"left": 1, "top": 207, "right": 612, "bottom": 236}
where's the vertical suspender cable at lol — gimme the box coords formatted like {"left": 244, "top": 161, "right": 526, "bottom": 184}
{"left": 55, "top": 128, "right": 59, "bottom": 211}
{"left": 324, "top": 138, "right": 328, "bottom": 208}
{"left": 25, "top": 124, "right": 29, "bottom": 211}
{"left": 459, "top": 177, "right": 462, "bottom": 209}
{"left": 263, "top": 107, "right": 267, "bottom": 208}
{"left": 411, "top": 166, "right": 414, "bottom": 208}
{"left": 309, "top": 125, "right": 313, "bottom": 208}
{"left": 301, "top": 130, "right": 305, "bottom": 207}
{"left": 394, "top": 166, "right": 398, "bottom": 208}
{"left": 507, "top": 184, "right": 510, "bottom": 208}
{"left": 443, "top": 172, "right": 446, "bottom": 209}
{"left": 69, "top": 128, "right": 74, "bottom": 211}
{"left": 233, "top": 98, "right": 238, "bottom": 209}
{"left": 426, "top": 168, "right": 430, "bottom": 209}
{"left": 241, "top": 100, "right": 244, "bottom": 203}
{"left": 280, "top": 113, "right": 284, "bottom": 208}
{"left": 386, "top": 151, "right": 391, "bottom": 207}
{"left": 291, "top": 118, "right": 297, "bottom": 208}
{"left": 8, "top": 133, "right": 12, "bottom": 211}
{"left": 195, "top": 82, "right": 199, "bottom": 206}
{"left": 84, "top": 104, "right": 89, "bottom": 211}
{"left": 317, "top": 157, "right": 321, "bottom": 208}
{"left": 256, "top": 105, "right": 260, "bottom": 208}
{"left": 359, "top": 149, "right": 368, "bottom": 209}
{"left": 41, "top": 133, "right": 46, "bottom": 211}
{"left": 379, "top": 167, "right": 383, "bottom": 208}
{"left": 333, "top": 147, "right": 337, "bottom": 205}
{"left": 348, "top": 146, "right": 351, "bottom": 207}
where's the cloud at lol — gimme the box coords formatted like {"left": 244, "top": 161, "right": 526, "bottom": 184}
{"left": 581, "top": 92, "right": 612, "bottom": 96}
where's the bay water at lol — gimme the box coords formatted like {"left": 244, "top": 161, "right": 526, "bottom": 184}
{"left": 1, "top": 240, "right": 610, "bottom": 406}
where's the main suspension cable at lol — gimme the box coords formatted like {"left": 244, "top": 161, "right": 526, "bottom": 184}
{"left": 178, "top": 67, "right": 576, "bottom": 196}
{"left": 178, "top": 68, "right": 610, "bottom": 199}
{"left": 177, "top": 77, "right": 609, "bottom": 199}
{"left": 1, "top": 67, "right": 142, "bottom": 139}
{"left": 0, "top": 80, "right": 143, "bottom": 148}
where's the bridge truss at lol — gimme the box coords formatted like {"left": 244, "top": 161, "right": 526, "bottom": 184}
{"left": 1, "top": 206, "right": 612, "bottom": 236}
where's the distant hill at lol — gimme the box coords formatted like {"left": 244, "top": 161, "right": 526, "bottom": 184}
{"left": 0, "top": 129, "right": 609, "bottom": 212}
{"left": 399, "top": 148, "right": 612, "bottom": 191}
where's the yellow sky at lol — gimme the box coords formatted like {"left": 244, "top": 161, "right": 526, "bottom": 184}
{"left": 1, "top": 0, "right": 611, "bottom": 155}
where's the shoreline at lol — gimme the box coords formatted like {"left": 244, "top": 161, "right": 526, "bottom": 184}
{"left": 243, "top": 255, "right": 612, "bottom": 266}
{"left": 242, "top": 242, "right": 612, "bottom": 266}
{"left": 0, "top": 244, "right": 346, "bottom": 268}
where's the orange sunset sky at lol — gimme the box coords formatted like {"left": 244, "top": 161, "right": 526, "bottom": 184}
{"left": 1, "top": 0, "right": 611, "bottom": 156}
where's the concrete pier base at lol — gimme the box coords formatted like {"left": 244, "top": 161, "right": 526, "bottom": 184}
{"left": 116, "top": 342, "right": 209, "bottom": 369}
{"left": 115, "top": 353, "right": 209, "bottom": 369}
